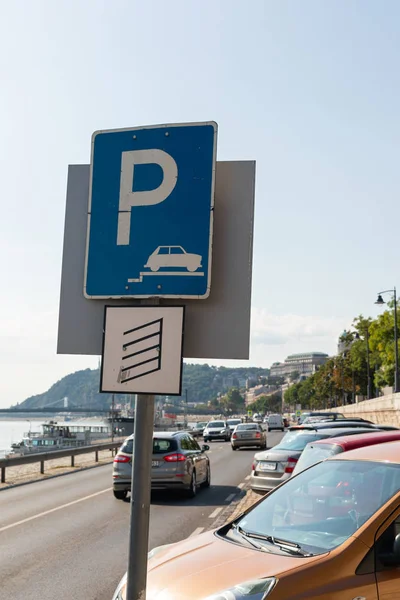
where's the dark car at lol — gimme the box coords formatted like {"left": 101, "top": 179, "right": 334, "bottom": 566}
{"left": 292, "top": 429, "right": 400, "bottom": 476}
{"left": 250, "top": 426, "right": 378, "bottom": 494}
{"left": 289, "top": 420, "right": 377, "bottom": 431}
{"left": 112, "top": 431, "right": 210, "bottom": 500}
{"left": 297, "top": 411, "right": 345, "bottom": 424}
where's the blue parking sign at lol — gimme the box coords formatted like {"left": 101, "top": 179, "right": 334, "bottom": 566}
{"left": 84, "top": 122, "right": 217, "bottom": 299}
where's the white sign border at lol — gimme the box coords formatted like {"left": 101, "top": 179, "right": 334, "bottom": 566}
{"left": 84, "top": 121, "right": 217, "bottom": 300}
{"left": 100, "top": 305, "right": 185, "bottom": 396}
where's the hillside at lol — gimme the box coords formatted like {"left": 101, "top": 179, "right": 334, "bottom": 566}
{"left": 13, "top": 364, "right": 270, "bottom": 411}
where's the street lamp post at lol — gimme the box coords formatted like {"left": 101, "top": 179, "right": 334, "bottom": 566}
{"left": 375, "top": 287, "right": 399, "bottom": 394}
{"left": 353, "top": 328, "right": 372, "bottom": 400}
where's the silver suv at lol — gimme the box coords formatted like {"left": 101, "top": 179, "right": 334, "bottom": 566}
{"left": 113, "top": 431, "right": 210, "bottom": 500}
{"left": 203, "top": 420, "right": 231, "bottom": 442}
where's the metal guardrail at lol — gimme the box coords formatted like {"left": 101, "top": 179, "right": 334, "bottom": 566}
{"left": 0, "top": 440, "right": 123, "bottom": 484}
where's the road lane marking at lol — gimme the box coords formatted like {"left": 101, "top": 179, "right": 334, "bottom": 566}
{"left": 189, "top": 527, "right": 204, "bottom": 537}
{"left": 238, "top": 482, "right": 245, "bottom": 489}
{"left": 209, "top": 507, "right": 223, "bottom": 519}
{"left": 245, "top": 475, "right": 250, "bottom": 481}
{"left": 218, "top": 446, "right": 224, "bottom": 450}
{"left": 0, "top": 487, "right": 112, "bottom": 533}
{"left": 225, "top": 493, "right": 236, "bottom": 502}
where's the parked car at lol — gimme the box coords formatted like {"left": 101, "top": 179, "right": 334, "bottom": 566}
{"left": 203, "top": 420, "right": 231, "bottom": 442}
{"left": 253, "top": 413, "right": 263, "bottom": 424}
{"left": 226, "top": 418, "right": 242, "bottom": 434}
{"left": 250, "top": 426, "right": 377, "bottom": 494}
{"left": 289, "top": 420, "right": 378, "bottom": 431}
{"left": 297, "top": 411, "right": 345, "bottom": 424}
{"left": 292, "top": 429, "right": 400, "bottom": 476}
{"left": 267, "top": 414, "right": 284, "bottom": 432}
{"left": 144, "top": 245, "right": 202, "bottom": 272}
{"left": 190, "top": 421, "right": 208, "bottom": 438}
{"left": 231, "top": 423, "right": 267, "bottom": 450}
{"left": 112, "top": 431, "right": 210, "bottom": 500}
{"left": 112, "top": 441, "right": 400, "bottom": 600}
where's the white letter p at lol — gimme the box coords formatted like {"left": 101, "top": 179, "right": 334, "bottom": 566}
{"left": 117, "top": 149, "right": 178, "bottom": 245}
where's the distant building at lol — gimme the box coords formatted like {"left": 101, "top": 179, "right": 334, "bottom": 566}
{"left": 270, "top": 352, "right": 329, "bottom": 380}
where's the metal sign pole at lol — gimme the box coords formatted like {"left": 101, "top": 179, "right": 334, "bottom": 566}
{"left": 126, "top": 393, "right": 155, "bottom": 600}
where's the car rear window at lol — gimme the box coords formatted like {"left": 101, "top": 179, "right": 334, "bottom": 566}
{"left": 274, "top": 432, "right": 330, "bottom": 452}
{"left": 293, "top": 443, "right": 341, "bottom": 474}
{"left": 237, "top": 424, "right": 258, "bottom": 430}
{"left": 227, "top": 420, "right": 241, "bottom": 426}
{"left": 120, "top": 438, "right": 178, "bottom": 455}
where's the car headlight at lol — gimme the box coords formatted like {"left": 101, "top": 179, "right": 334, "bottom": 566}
{"left": 203, "top": 577, "right": 277, "bottom": 599}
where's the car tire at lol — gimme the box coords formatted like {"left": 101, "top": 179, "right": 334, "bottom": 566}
{"left": 113, "top": 490, "right": 128, "bottom": 500}
{"left": 281, "top": 428, "right": 284, "bottom": 432}
{"left": 231, "top": 445, "right": 237, "bottom": 451}
{"left": 225, "top": 436, "right": 230, "bottom": 442}
{"left": 204, "top": 438, "right": 209, "bottom": 443}
{"left": 187, "top": 471, "right": 197, "bottom": 498}
{"left": 201, "top": 465, "right": 211, "bottom": 488}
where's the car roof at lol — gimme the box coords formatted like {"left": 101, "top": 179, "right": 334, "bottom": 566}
{"left": 290, "top": 427, "right": 376, "bottom": 438}
{"left": 289, "top": 421, "right": 376, "bottom": 431}
{"left": 306, "top": 430, "right": 400, "bottom": 451}
{"left": 329, "top": 439, "right": 400, "bottom": 464}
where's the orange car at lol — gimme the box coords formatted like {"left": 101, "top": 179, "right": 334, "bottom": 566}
{"left": 113, "top": 441, "right": 400, "bottom": 599}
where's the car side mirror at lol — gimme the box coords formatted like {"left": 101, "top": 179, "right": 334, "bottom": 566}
{"left": 379, "top": 533, "right": 400, "bottom": 567}
{"left": 202, "top": 445, "right": 210, "bottom": 452}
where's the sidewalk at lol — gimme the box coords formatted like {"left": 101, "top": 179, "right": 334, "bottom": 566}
{"left": 0, "top": 449, "right": 117, "bottom": 490}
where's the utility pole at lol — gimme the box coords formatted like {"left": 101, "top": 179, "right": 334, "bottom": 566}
{"left": 126, "top": 394, "right": 155, "bottom": 600}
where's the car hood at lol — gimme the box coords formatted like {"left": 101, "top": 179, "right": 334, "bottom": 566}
{"left": 141, "top": 530, "right": 324, "bottom": 599}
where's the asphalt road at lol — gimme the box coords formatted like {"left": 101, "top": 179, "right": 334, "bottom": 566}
{"left": 0, "top": 431, "right": 284, "bottom": 600}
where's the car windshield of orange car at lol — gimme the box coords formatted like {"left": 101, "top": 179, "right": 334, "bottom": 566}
{"left": 235, "top": 459, "right": 400, "bottom": 556}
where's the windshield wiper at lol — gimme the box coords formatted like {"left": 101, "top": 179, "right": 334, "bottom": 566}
{"left": 235, "top": 526, "right": 313, "bottom": 556}
{"left": 234, "top": 525, "right": 269, "bottom": 552}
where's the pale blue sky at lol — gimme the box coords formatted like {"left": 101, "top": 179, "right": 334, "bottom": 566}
{"left": 1, "top": 0, "right": 399, "bottom": 406}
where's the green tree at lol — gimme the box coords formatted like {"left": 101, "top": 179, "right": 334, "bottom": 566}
{"left": 369, "top": 304, "right": 399, "bottom": 389}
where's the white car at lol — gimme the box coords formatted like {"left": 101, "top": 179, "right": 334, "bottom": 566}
{"left": 267, "top": 414, "right": 284, "bottom": 431}
{"left": 226, "top": 418, "right": 242, "bottom": 433}
{"left": 145, "top": 246, "right": 202, "bottom": 272}
{"left": 203, "top": 421, "right": 231, "bottom": 442}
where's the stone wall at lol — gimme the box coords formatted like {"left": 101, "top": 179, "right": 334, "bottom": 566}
{"left": 327, "top": 393, "right": 400, "bottom": 427}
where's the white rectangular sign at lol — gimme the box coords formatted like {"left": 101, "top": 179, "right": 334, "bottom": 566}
{"left": 100, "top": 306, "right": 184, "bottom": 395}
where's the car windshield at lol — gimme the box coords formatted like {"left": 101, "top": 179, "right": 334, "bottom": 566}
{"left": 237, "top": 424, "right": 258, "bottom": 430}
{"left": 237, "top": 460, "right": 400, "bottom": 555}
{"left": 293, "top": 443, "right": 342, "bottom": 475}
{"left": 273, "top": 431, "right": 330, "bottom": 452}
{"left": 208, "top": 422, "right": 225, "bottom": 428}
{"left": 120, "top": 437, "right": 178, "bottom": 455}
{"left": 195, "top": 423, "right": 206, "bottom": 428}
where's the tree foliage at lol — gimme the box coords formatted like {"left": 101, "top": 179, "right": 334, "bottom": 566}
{"left": 283, "top": 306, "right": 400, "bottom": 409}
